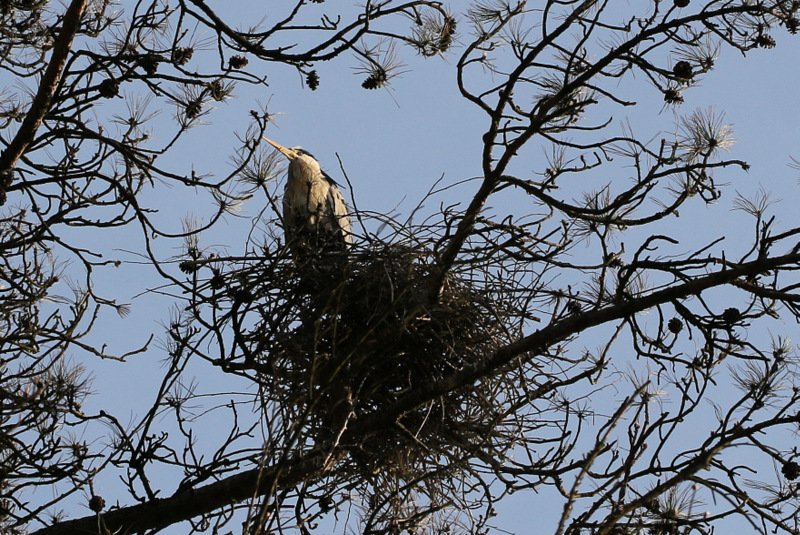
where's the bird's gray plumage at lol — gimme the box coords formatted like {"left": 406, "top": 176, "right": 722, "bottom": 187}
{"left": 264, "top": 138, "right": 352, "bottom": 254}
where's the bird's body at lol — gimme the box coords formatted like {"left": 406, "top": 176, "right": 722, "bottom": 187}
{"left": 264, "top": 138, "right": 352, "bottom": 254}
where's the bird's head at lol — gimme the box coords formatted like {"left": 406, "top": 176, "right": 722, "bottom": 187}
{"left": 263, "top": 137, "right": 323, "bottom": 186}
{"left": 263, "top": 137, "right": 303, "bottom": 160}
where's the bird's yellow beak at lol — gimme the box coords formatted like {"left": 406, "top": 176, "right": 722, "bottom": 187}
{"left": 263, "top": 137, "right": 298, "bottom": 160}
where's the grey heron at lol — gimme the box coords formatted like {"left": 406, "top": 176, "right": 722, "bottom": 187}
{"left": 264, "top": 138, "right": 353, "bottom": 255}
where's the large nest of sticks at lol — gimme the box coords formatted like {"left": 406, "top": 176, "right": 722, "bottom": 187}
{"left": 232, "top": 239, "right": 524, "bottom": 473}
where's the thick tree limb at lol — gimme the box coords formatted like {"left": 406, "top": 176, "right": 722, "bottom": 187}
{"left": 0, "top": 0, "right": 87, "bottom": 188}
{"left": 30, "top": 449, "right": 329, "bottom": 535}
{"left": 360, "top": 249, "right": 800, "bottom": 431}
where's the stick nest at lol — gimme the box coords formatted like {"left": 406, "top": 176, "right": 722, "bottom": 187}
{"left": 234, "top": 241, "right": 523, "bottom": 474}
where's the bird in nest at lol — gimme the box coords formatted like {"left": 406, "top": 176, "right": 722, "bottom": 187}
{"left": 264, "top": 138, "right": 353, "bottom": 256}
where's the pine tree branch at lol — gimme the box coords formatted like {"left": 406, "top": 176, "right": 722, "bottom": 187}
{"left": 29, "top": 448, "right": 329, "bottom": 535}
{"left": 0, "top": 0, "right": 87, "bottom": 202}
